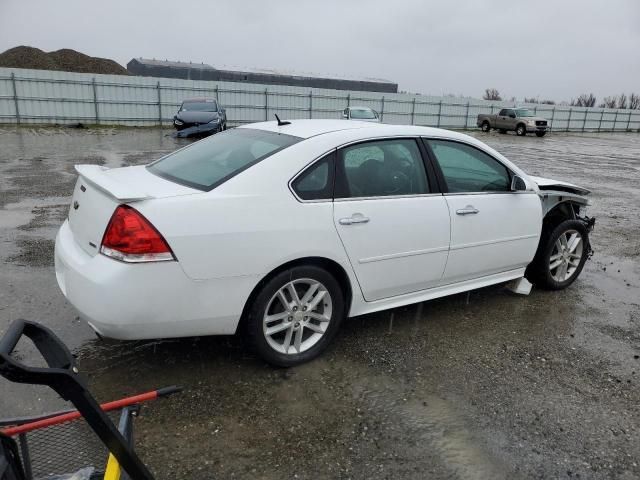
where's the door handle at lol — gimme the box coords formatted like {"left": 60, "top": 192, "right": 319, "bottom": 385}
{"left": 456, "top": 206, "right": 479, "bottom": 215}
{"left": 339, "top": 215, "right": 370, "bottom": 225}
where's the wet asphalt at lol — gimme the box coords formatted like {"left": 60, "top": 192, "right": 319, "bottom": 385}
{"left": 0, "top": 126, "right": 639, "bottom": 479}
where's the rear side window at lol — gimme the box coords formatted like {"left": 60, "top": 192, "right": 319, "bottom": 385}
{"left": 291, "top": 152, "right": 335, "bottom": 200}
{"left": 428, "top": 140, "right": 511, "bottom": 193}
{"left": 148, "top": 129, "right": 301, "bottom": 191}
{"left": 335, "top": 139, "right": 429, "bottom": 198}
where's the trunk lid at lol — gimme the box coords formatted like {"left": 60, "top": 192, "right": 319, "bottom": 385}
{"left": 68, "top": 165, "right": 197, "bottom": 256}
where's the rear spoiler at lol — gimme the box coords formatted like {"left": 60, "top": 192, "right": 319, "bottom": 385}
{"left": 75, "top": 165, "right": 153, "bottom": 202}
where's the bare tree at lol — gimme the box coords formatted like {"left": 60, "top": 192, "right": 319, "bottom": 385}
{"left": 617, "top": 93, "right": 628, "bottom": 109}
{"left": 600, "top": 96, "right": 618, "bottom": 108}
{"left": 570, "top": 93, "right": 597, "bottom": 107}
{"left": 630, "top": 93, "right": 640, "bottom": 110}
{"left": 483, "top": 88, "right": 502, "bottom": 101}
{"left": 523, "top": 97, "right": 556, "bottom": 105}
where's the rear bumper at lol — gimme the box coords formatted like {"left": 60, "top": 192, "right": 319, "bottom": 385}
{"left": 54, "top": 220, "right": 258, "bottom": 340}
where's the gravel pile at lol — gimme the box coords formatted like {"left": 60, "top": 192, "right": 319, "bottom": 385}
{"left": 0, "top": 45, "right": 129, "bottom": 75}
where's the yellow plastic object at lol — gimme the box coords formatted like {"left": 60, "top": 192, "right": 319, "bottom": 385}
{"left": 103, "top": 453, "right": 121, "bottom": 480}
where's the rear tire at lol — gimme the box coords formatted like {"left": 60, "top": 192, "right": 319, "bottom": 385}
{"left": 526, "top": 219, "right": 589, "bottom": 290}
{"left": 246, "top": 265, "right": 345, "bottom": 366}
{"left": 481, "top": 121, "right": 491, "bottom": 132}
{"left": 535, "top": 131, "right": 546, "bottom": 137}
{"left": 516, "top": 124, "right": 527, "bottom": 136}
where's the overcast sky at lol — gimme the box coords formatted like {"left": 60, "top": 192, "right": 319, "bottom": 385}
{"left": 1, "top": 0, "right": 638, "bottom": 101}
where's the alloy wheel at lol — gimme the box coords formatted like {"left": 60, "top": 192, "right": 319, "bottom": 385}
{"left": 549, "top": 229, "right": 583, "bottom": 282}
{"left": 263, "top": 278, "right": 333, "bottom": 355}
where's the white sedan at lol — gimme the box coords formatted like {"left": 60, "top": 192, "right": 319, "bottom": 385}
{"left": 54, "top": 120, "right": 594, "bottom": 366}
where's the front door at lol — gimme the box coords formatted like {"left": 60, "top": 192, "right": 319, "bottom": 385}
{"left": 496, "top": 109, "right": 510, "bottom": 129}
{"left": 333, "top": 138, "right": 451, "bottom": 301}
{"left": 426, "top": 139, "right": 542, "bottom": 283}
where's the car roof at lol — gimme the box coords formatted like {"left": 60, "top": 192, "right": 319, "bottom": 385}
{"left": 239, "top": 119, "right": 379, "bottom": 139}
{"left": 240, "top": 119, "right": 470, "bottom": 141}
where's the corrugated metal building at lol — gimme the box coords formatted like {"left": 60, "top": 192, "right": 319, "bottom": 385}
{"left": 127, "top": 58, "right": 398, "bottom": 93}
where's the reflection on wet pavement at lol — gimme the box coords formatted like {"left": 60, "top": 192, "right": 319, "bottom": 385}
{"left": 1, "top": 127, "right": 639, "bottom": 479}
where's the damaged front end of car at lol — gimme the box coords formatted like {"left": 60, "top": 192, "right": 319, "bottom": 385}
{"left": 531, "top": 175, "right": 596, "bottom": 256}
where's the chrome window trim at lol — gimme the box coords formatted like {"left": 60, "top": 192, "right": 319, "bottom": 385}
{"left": 289, "top": 135, "right": 436, "bottom": 204}
{"left": 335, "top": 136, "right": 433, "bottom": 201}
{"left": 289, "top": 134, "right": 537, "bottom": 203}
{"left": 334, "top": 193, "right": 443, "bottom": 203}
{"left": 288, "top": 147, "right": 337, "bottom": 204}
{"left": 443, "top": 190, "right": 537, "bottom": 196}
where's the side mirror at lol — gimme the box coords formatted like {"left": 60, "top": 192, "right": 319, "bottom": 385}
{"left": 511, "top": 175, "right": 527, "bottom": 191}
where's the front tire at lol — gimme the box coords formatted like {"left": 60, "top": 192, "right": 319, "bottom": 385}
{"left": 246, "top": 265, "right": 345, "bottom": 366}
{"left": 535, "top": 131, "right": 546, "bottom": 137}
{"left": 526, "top": 219, "right": 589, "bottom": 290}
{"left": 481, "top": 121, "right": 491, "bottom": 132}
{"left": 516, "top": 124, "right": 527, "bottom": 136}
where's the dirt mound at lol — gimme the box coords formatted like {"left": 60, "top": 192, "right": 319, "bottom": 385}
{"left": 0, "top": 46, "right": 129, "bottom": 75}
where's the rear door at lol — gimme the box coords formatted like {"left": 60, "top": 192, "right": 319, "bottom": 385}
{"left": 332, "top": 138, "right": 450, "bottom": 301}
{"left": 425, "top": 139, "right": 541, "bottom": 283}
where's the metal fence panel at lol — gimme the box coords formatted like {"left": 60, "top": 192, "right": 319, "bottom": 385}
{"left": 0, "top": 67, "right": 639, "bottom": 132}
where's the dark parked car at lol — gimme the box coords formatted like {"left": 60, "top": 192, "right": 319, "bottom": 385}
{"left": 173, "top": 98, "right": 227, "bottom": 138}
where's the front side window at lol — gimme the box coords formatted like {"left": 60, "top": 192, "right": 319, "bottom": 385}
{"left": 336, "top": 139, "right": 429, "bottom": 198}
{"left": 428, "top": 140, "right": 511, "bottom": 193}
{"left": 148, "top": 128, "right": 300, "bottom": 191}
{"left": 291, "top": 152, "right": 335, "bottom": 200}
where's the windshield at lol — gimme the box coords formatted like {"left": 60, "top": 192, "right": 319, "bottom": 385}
{"left": 180, "top": 101, "right": 218, "bottom": 112}
{"left": 515, "top": 109, "right": 534, "bottom": 117}
{"left": 148, "top": 128, "right": 301, "bottom": 191}
{"left": 350, "top": 108, "right": 377, "bottom": 120}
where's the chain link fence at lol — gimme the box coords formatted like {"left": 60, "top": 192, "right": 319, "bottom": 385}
{"left": 1, "top": 68, "right": 639, "bottom": 132}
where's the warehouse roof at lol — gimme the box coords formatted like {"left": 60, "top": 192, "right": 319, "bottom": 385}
{"left": 130, "top": 57, "right": 395, "bottom": 85}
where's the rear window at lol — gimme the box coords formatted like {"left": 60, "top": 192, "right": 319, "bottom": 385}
{"left": 148, "top": 128, "right": 301, "bottom": 191}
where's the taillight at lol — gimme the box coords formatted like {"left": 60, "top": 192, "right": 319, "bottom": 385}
{"left": 100, "top": 205, "right": 175, "bottom": 263}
